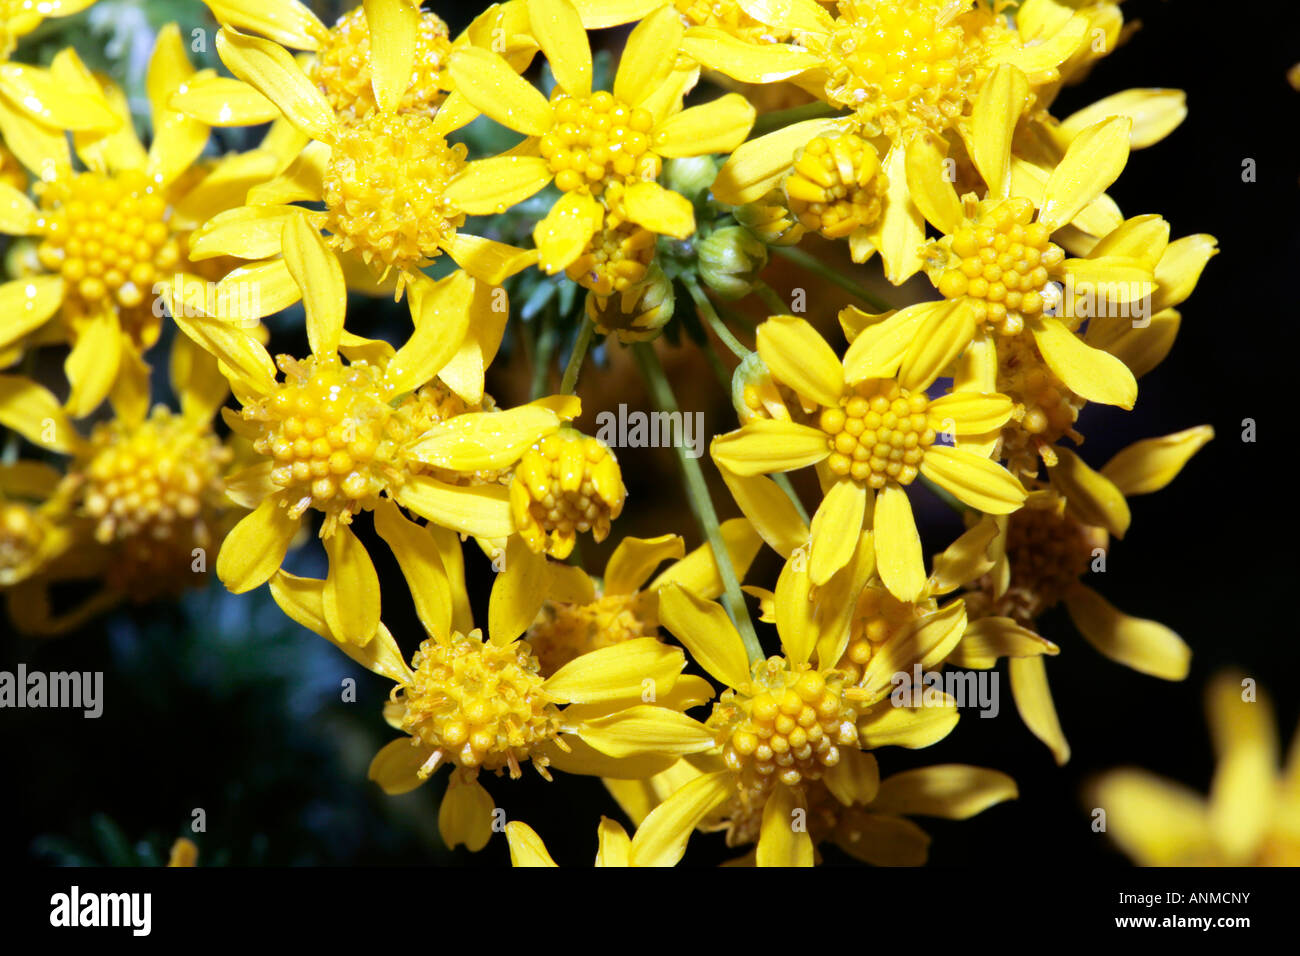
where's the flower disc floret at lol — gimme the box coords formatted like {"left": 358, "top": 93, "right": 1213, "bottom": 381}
{"left": 784, "top": 133, "right": 887, "bottom": 239}
{"left": 818, "top": 380, "right": 935, "bottom": 487}
{"left": 510, "top": 429, "right": 625, "bottom": 558}
{"left": 538, "top": 91, "right": 660, "bottom": 195}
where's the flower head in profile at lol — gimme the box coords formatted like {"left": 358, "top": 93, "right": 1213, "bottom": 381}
{"left": 712, "top": 314, "right": 1026, "bottom": 600}
{"left": 444, "top": 0, "right": 754, "bottom": 273}
{"left": 1090, "top": 673, "right": 1300, "bottom": 866}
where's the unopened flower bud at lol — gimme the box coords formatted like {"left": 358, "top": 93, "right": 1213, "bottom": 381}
{"left": 698, "top": 226, "right": 768, "bottom": 300}
{"left": 663, "top": 156, "right": 718, "bottom": 202}
{"left": 586, "top": 264, "right": 675, "bottom": 343}
{"left": 735, "top": 190, "right": 806, "bottom": 247}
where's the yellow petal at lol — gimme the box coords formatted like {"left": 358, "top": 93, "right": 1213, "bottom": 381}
{"left": 926, "top": 392, "right": 1014, "bottom": 436}
{"left": 657, "top": 583, "right": 751, "bottom": 689}
{"left": 856, "top": 697, "right": 958, "bottom": 750}
{"left": 1063, "top": 584, "right": 1190, "bottom": 681}
{"left": 529, "top": 0, "right": 592, "bottom": 96}
{"left": 716, "top": 467, "right": 808, "bottom": 559}
{"left": 809, "top": 478, "right": 867, "bottom": 587}
{"left": 1060, "top": 88, "right": 1186, "bottom": 150}
{"left": 488, "top": 537, "right": 549, "bottom": 645}
{"left": 445, "top": 233, "right": 538, "bottom": 285}
{"left": 653, "top": 93, "right": 755, "bottom": 158}
{"left": 203, "top": 0, "right": 326, "bottom": 49}
{"left": 533, "top": 190, "right": 604, "bottom": 273}
{"left": 873, "top": 483, "right": 925, "bottom": 602}
{"left": 621, "top": 181, "right": 695, "bottom": 239}
{"left": 869, "top": 765, "right": 1018, "bottom": 819}
{"left": 64, "top": 311, "right": 121, "bottom": 418}
{"left": 712, "top": 118, "right": 846, "bottom": 206}
{"left": 1100, "top": 425, "right": 1214, "bottom": 497}
{"left": 393, "top": 476, "right": 514, "bottom": 538}
{"left": 1031, "top": 316, "right": 1137, "bottom": 408}
{"left": 283, "top": 214, "right": 345, "bottom": 357}
{"left": 573, "top": 706, "right": 714, "bottom": 759}
{"left": 1150, "top": 233, "right": 1218, "bottom": 313}
{"left": 681, "top": 27, "right": 820, "bottom": 84}
{"left": 774, "top": 548, "right": 817, "bottom": 666}
{"left": 628, "top": 770, "right": 734, "bottom": 866}
{"left": 364, "top": 0, "right": 420, "bottom": 112}
{"left": 872, "top": 141, "right": 925, "bottom": 284}
{"left": 1038, "top": 116, "right": 1132, "bottom": 233}
{"left": 0, "top": 92, "right": 70, "bottom": 175}
{"left": 372, "top": 499, "right": 452, "bottom": 642}
{"left": 756, "top": 314, "right": 844, "bottom": 408}
{"left": 0, "top": 182, "right": 39, "bottom": 235}
{"left": 439, "top": 772, "right": 495, "bottom": 852}
{"left": 897, "top": 298, "right": 976, "bottom": 392}
{"left": 1206, "top": 671, "right": 1277, "bottom": 864}
{"left": 823, "top": 749, "right": 880, "bottom": 807}
{"left": 505, "top": 821, "right": 558, "bottom": 866}
{"left": 920, "top": 445, "right": 1026, "bottom": 515}
{"left": 0, "top": 374, "right": 83, "bottom": 454}
{"left": 1087, "top": 770, "right": 1215, "bottom": 866}
{"left": 367, "top": 738, "right": 432, "bottom": 795}
{"left": 710, "top": 420, "right": 830, "bottom": 476}
{"left": 648, "top": 518, "right": 762, "bottom": 600}
{"left": 946, "top": 616, "right": 1058, "bottom": 669}
{"left": 546, "top": 637, "right": 685, "bottom": 704}
{"left": 0, "top": 63, "right": 118, "bottom": 131}
{"left": 756, "top": 784, "right": 814, "bottom": 867}
{"left": 444, "top": 155, "right": 553, "bottom": 214}
{"left": 405, "top": 404, "right": 564, "bottom": 472}
{"left": 535, "top": 736, "right": 678, "bottom": 779}
{"left": 595, "top": 817, "right": 632, "bottom": 867}
{"left": 322, "top": 523, "right": 381, "bottom": 647}
{"left": 569, "top": 0, "right": 662, "bottom": 29}
{"left": 447, "top": 46, "right": 553, "bottom": 136}
{"left": 605, "top": 534, "right": 686, "bottom": 595}
{"left": 833, "top": 812, "right": 930, "bottom": 866}
{"left": 903, "top": 131, "right": 962, "bottom": 233}
{"left": 170, "top": 74, "right": 279, "bottom": 126}
{"left": 1008, "top": 655, "right": 1070, "bottom": 765}
{"left": 171, "top": 304, "right": 278, "bottom": 400}
{"left": 1048, "top": 447, "right": 1130, "bottom": 539}
{"left": 968, "top": 64, "right": 1028, "bottom": 199}
{"left": 0, "top": 276, "right": 65, "bottom": 349}
{"left": 216, "top": 28, "right": 336, "bottom": 141}
{"left": 859, "top": 600, "right": 967, "bottom": 701}
{"left": 385, "top": 271, "right": 475, "bottom": 394}
{"left": 217, "top": 496, "right": 299, "bottom": 593}
{"left": 841, "top": 301, "right": 931, "bottom": 382}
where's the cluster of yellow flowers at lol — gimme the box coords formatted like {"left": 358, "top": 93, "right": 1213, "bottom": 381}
{"left": 3, "top": 0, "right": 1284, "bottom": 867}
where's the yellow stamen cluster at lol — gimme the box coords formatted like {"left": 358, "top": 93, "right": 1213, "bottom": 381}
{"left": 819, "top": 380, "right": 934, "bottom": 487}
{"left": 838, "top": 586, "right": 927, "bottom": 685}
{"left": 936, "top": 199, "right": 1065, "bottom": 335}
{"left": 0, "top": 502, "right": 49, "bottom": 586}
{"left": 247, "top": 355, "right": 398, "bottom": 527}
{"left": 709, "top": 658, "right": 859, "bottom": 791}
{"left": 35, "top": 169, "right": 179, "bottom": 311}
{"left": 990, "top": 503, "right": 1106, "bottom": 624}
{"left": 784, "top": 133, "right": 888, "bottom": 239}
{"left": 527, "top": 589, "right": 656, "bottom": 676}
{"left": 565, "top": 221, "right": 655, "bottom": 296}
{"left": 997, "top": 336, "right": 1084, "bottom": 478}
{"left": 322, "top": 112, "right": 467, "bottom": 282}
{"left": 510, "top": 430, "right": 625, "bottom": 559}
{"left": 396, "top": 630, "right": 562, "bottom": 779}
{"left": 824, "top": 0, "right": 972, "bottom": 135}
{"left": 310, "top": 7, "right": 453, "bottom": 122}
{"left": 539, "top": 91, "right": 660, "bottom": 195}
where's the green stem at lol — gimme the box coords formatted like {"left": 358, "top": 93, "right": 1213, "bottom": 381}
{"left": 752, "top": 101, "right": 840, "bottom": 137}
{"left": 685, "top": 276, "right": 751, "bottom": 360}
{"left": 771, "top": 472, "right": 810, "bottom": 525}
{"left": 560, "top": 319, "right": 595, "bottom": 394}
{"left": 920, "top": 474, "right": 968, "bottom": 516}
{"left": 753, "top": 281, "right": 787, "bottom": 315}
{"left": 529, "top": 307, "right": 556, "bottom": 400}
{"left": 632, "top": 342, "right": 763, "bottom": 663}
{"left": 773, "top": 245, "right": 893, "bottom": 313}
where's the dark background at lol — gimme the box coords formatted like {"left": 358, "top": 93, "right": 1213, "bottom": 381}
{"left": 2, "top": 0, "right": 1297, "bottom": 867}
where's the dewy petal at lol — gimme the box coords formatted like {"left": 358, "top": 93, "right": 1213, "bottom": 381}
{"left": 1087, "top": 770, "right": 1215, "bottom": 866}
{"left": 529, "top": 0, "right": 592, "bottom": 97}
{"left": 1030, "top": 316, "right": 1137, "bottom": 409}
{"left": 392, "top": 476, "right": 514, "bottom": 538}
{"left": 680, "top": 27, "right": 819, "bottom": 84}
{"left": 217, "top": 496, "right": 299, "bottom": 594}
{"left": 920, "top": 446, "right": 1027, "bottom": 514}
{"left": 628, "top": 770, "right": 735, "bottom": 867}
{"left": 657, "top": 583, "right": 751, "bottom": 689}
{"left": 0, "top": 91, "right": 71, "bottom": 175}
{"left": 869, "top": 765, "right": 1018, "bottom": 820}
{"left": 533, "top": 190, "right": 605, "bottom": 273}
{"left": 873, "top": 483, "right": 926, "bottom": 603}
{"left": 505, "top": 822, "right": 558, "bottom": 867}
{"left": 0, "top": 183, "right": 40, "bottom": 235}
{"left": 569, "top": 0, "right": 662, "bottom": 29}
{"left": 897, "top": 298, "right": 977, "bottom": 392}
{"left": 215, "top": 28, "right": 336, "bottom": 141}
{"left": 613, "top": 4, "right": 682, "bottom": 105}
{"left": 653, "top": 93, "right": 755, "bottom": 158}
{"left": 445, "top": 233, "right": 539, "bottom": 285}
{"left": 756, "top": 785, "right": 814, "bottom": 867}
{"left": 0, "top": 276, "right": 65, "bottom": 349}
{"left": 808, "top": 479, "right": 867, "bottom": 587}
{"left": 738, "top": 0, "right": 836, "bottom": 31}
{"left": 0, "top": 374, "right": 84, "bottom": 454}
{"left": 364, "top": 0, "right": 420, "bottom": 112}
{"left": 968, "top": 64, "right": 1028, "bottom": 200}
{"left": 544, "top": 637, "right": 685, "bottom": 704}
{"left": 1008, "top": 655, "right": 1070, "bottom": 765}
{"left": 1060, "top": 89, "right": 1187, "bottom": 150}
{"left": 203, "top": 0, "right": 326, "bottom": 49}
{"left": 712, "top": 117, "right": 847, "bottom": 206}
{"left": 171, "top": 74, "right": 279, "bottom": 126}
{"left": 444, "top": 155, "right": 553, "bottom": 214}
{"left": 282, "top": 214, "right": 345, "bottom": 358}
{"left": 385, "top": 272, "right": 474, "bottom": 394}
{"left": 447, "top": 46, "right": 553, "bottom": 136}
{"left": 1205, "top": 671, "right": 1278, "bottom": 864}
{"left": 756, "top": 314, "right": 844, "bottom": 408}
{"left": 1063, "top": 584, "right": 1190, "bottom": 681}
{"left": 1038, "top": 116, "right": 1132, "bottom": 233}
{"left": 0, "top": 62, "right": 118, "bottom": 131}
{"left": 1101, "top": 426, "right": 1214, "bottom": 497}
{"left": 711, "top": 420, "right": 831, "bottom": 476}
{"left": 406, "top": 405, "right": 564, "bottom": 472}
{"left": 323, "top": 522, "right": 381, "bottom": 647}
{"left": 621, "top": 181, "right": 695, "bottom": 239}
{"left": 605, "top": 534, "right": 686, "bottom": 596}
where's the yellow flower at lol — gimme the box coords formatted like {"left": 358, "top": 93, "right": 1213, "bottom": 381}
{"left": 171, "top": 250, "right": 575, "bottom": 646}
{"left": 0, "top": 335, "right": 238, "bottom": 633}
{"left": 508, "top": 427, "right": 625, "bottom": 560}
{"left": 712, "top": 314, "right": 1026, "bottom": 598}
{"left": 1090, "top": 672, "right": 1300, "bottom": 866}
{"left": 444, "top": 0, "right": 755, "bottom": 272}
{"left": 167, "top": 838, "right": 199, "bottom": 867}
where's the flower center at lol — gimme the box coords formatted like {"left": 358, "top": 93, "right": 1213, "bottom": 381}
{"left": 321, "top": 112, "right": 466, "bottom": 283}
{"left": 527, "top": 588, "right": 656, "bottom": 676}
{"left": 710, "top": 658, "right": 859, "bottom": 790}
{"left": 936, "top": 198, "right": 1066, "bottom": 335}
{"left": 818, "top": 380, "right": 934, "bottom": 487}
{"left": 35, "top": 169, "right": 179, "bottom": 310}
{"left": 397, "top": 631, "right": 561, "bottom": 778}
{"left": 784, "top": 132, "right": 888, "bottom": 239}
{"left": 997, "top": 335, "right": 1084, "bottom": 477}
{"left": 838, "top": 586, "right": 927, "bottom": 685}
{"left": 991, "top": 503, "right": 1104, "bottom": 623}
{"left": 510, "top": 430, "right": 625, "bottom": 559}
{"left": 565, "top": 221, "right": 655, "bottom": 296}
{"left": 248, "top": 355, "right": 399, "bottom": 525}
{"left": 310, "top": 7, "right": 453, "bottom": 122}
{"left": 538, "top": 91, "right": 659, "bottom": 195}
{"left": 823, "top": 0, "right": 971, "bottom": 135}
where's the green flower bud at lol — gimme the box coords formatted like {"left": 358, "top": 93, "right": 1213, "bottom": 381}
{"left": 698, "top": 226, "right": 768, "bottom": 300}
{"left": 730, "top": 351, "right": 792, "bottom": 424}
{"left": 586, "top": 263, "right": 675, "bottom": 343}
{"left": 734, "top": 189, "right": 806, "bottom": 247}
{"left": 663, "top": 156, "right": 718, "bottom": 202}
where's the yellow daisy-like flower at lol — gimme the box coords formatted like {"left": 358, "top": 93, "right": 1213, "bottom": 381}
{"left": 712, "top": 314, "right": 1026, "bottom": 599}
{"left": 0, "top": 335, "right": 238, "bottom": 633}
{"left": 170, "top": 243, "right": 575, "bottom": 646}
{"left": 443, "top": 0, "right": 755, "bottom": 273}
{"left": 1090, "top": 672, "right": 1300, "bottom": 867}
{"left": 508, "top": 427, "right": 625, "bottom": 560}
